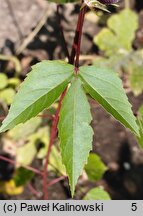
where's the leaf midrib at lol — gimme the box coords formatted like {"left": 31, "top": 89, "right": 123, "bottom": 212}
{"left": 70, "top": 80, "right": 78, "bottom": 189}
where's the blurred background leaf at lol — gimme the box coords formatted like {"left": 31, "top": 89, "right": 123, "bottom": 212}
{"left": 94, "top": 9, "right": 138, "bottom": 56}
{"left": 14, "top": 167, "right": 34, "bottom": 187}
{"left": 85, "top": 153, "right": 107, "bottom": 182}
{"left": 83, "top": 187, "right": 111, "bottom": 200}
{"left": 0, "top": 73, "right": 8, "bottom": 90}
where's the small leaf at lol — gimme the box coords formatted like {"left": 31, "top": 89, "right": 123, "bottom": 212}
{"left": 0, "top": 60, "right": 73, "bottom": 133}
{"left": 85, "top": 153, "right": 107, "bottom": 181}
{"left": 58, "top": 78, "right": 93, "bottom": 196}
{"left": 83, "top": 187, "right": 111, "bottom": 200}
{"left": 14, "top": 167, "right": 34, "bottom": 187}
{"left": 79, "top": 66, "right": 139, "bottom": 136}
{"left": 0, "top": 73, "right": 8, "bottom": 89}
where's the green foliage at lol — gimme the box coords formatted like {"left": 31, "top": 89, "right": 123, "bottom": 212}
{"left": 58, "top": 78, "right": 93, "bottom": 196}
{"left": 85, "top": 153, "right": 107, "bottom": 181}
{"left": 93, "top": 8, "right": 143, "bottom": 96}
{"left": 79, "top": 66, "right": 139, "bottom": 136}
{"left": 94, "top": 9, "right": 138, "bottom": 56}
{"left": 83, "top": 187, "right": 111, "bottom": 200}
{"left": 14, "top": 168, "right": 34, "bottom": 187}
{"left": 0, "top": 59, "right": 139, "bottom": 196}
{"left": 0, "top": 61, "right": 73, "bottom": 133}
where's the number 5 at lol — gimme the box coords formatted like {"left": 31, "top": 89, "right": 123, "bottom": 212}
{"left": 131, "top": 203, "right": 137, "bottom": 211}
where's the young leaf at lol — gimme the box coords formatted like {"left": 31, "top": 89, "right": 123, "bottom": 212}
{"left": 79, "top": 66, "right": 139, "bottom": 136}
{"left": 0, "top": 60, "right": 73, "bottom": 133}
{"left": 58, "top": 78, "right": 93, "bottom": 196}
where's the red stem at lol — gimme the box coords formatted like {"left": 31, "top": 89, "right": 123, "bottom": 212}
{"left": 42, "top": 2, "right": 87, "bottom": 200}
{"left": 43, "top": 89, "right": 67, "bottom": 200}
{"left": 74, "top": 6, "right": 87, "bottom": 71}
{"left": 47, "top": 176, "right": 67, "bottom": 187}
{"left": 69, "top": 5, "right": 87, "bottom": 69}
{"left": 28, "top": 183, "right": 41, "bottom": 198}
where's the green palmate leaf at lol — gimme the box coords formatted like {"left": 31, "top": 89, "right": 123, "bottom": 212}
{"left": 79, "top": 66, "right": 139, "bottom": 136}
{"left": 0, "top": 60, "right": 73, "bottom": 133}
{"left": 94, "top": 9, "right": 138, "bottom": 56}
{"left": 83, "top": 187, "right": 111, "bottom": 200}
{"left": 85, "top": 153, "right": 107, "bottom": 182}
{"left": 58, "top": 78, "right": 93, "bottom": 196}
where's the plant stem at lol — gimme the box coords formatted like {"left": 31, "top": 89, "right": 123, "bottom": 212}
{"left": 69, "top": 5, "right": 87, "bottom": 70}
{"left": 43, "top": 89, "right": 67, "bottom": 200}
{"left": 75, "top": 6, "right": 87, "bottom": 71}
{"left": 28, "top": 183, "right": 41, "bottom": 198}
{"left": 47, "top": 176, "right": 67, "bottom": 187}
{"left": 42, "top": 1, "right": 87, "bottom": 200}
